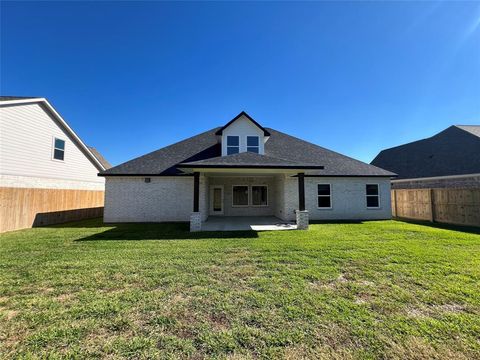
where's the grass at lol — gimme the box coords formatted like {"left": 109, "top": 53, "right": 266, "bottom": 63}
{"left": 0, "top": 219, "right": 479, "bottom": 359}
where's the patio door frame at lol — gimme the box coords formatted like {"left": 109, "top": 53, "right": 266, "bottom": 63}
{"left": 209, "top": 185, "right": 224, "bottom": 215}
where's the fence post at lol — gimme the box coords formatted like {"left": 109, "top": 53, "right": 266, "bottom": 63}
{"left": 391, "top": 189, "right": 396, "bottom": 217}
{"left": 430, "top": 188, "right": 435, "bottom": 223}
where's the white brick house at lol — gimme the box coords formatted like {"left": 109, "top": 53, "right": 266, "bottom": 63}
{"left": 101, "top": 112, "right": 395, "bottom": 231}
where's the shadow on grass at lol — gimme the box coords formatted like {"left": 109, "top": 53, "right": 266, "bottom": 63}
{"left": 394, "top": 218, "right": 480, "bottom": 235}
{"left": 49, "top": 217, "right": 106, "bottom": 228}
{"left": 74, "top": 222, "right": 259, "bottom": 241}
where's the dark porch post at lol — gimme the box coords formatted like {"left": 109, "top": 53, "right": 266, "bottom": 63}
{"left": 193, "top": 172, "right": 200, "bottom": 212}
{"left": 298, "top": 172, "right": 305, "bottom": 211}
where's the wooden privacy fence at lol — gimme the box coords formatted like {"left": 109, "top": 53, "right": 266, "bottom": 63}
{"left": 0, "top": 187, "right": 104, "bottom": 233}
{"left": 391, "top": 188, "right": 480, "bottom": 227}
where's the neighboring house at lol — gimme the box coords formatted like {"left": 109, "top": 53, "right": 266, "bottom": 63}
{"left": 100, "top": 112, "right": 395, "bottom": 231}
{"left": 0, "top": 96, "right": 110, "bottom": 232}
{"left": 371, "top": 125, "right": 480, "bottom": 189}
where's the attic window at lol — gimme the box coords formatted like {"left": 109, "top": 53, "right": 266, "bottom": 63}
{"left": 227, "top": 136, "right": 239, "bottom": 155}
{"left": 53, "top": 138, "right": 65, "bottom": 161}
{"left": 247, "top": 136, "right": 259, "bottom": 153}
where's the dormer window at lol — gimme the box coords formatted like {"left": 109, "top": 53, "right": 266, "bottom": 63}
{"left": 247, "top": 136, "right": 259, "bottom": 153}
{"left": 226, "top": 136, "right": 240, "bottom": 155}
{"left": 219, "top": 112, "right": 268, "bottom": 156}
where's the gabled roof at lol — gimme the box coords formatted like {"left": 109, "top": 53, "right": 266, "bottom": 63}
{"left": 179, "top": 152, "right": 324, "bottom": 169}
{"left": 101, "top": 118, "right": 394, "bottom": 177}
{"left": 371, "top": 125, "right": 480, "bottom": 179}
{"left": 88, "top": 147, "right": 112, "bottom": 169}
{"left": 0, "top": 96, "right": 107, "bottom": 171}
{"left": 215, "top": 111, "right": 271, "bottom": 136}
{"left": 455, "top": 125, "right": 480, "bottom": 138}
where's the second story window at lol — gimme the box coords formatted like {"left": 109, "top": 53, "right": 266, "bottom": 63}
{"left": 53, "top": 138, "right": 65, "bottom": 161}
{"left": 247, "top": 136, "right": 259, "bottom": 153}
{"left": 227, "top": 136, "right": 239, "bottom": 155}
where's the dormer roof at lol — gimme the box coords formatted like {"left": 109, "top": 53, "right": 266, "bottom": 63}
{"left": 215, "top": 111, "right": 271, "bottom": 136}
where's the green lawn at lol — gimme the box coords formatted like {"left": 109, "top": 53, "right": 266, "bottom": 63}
{"left": 0, "top": 220, "right": 479, "bottom": 359}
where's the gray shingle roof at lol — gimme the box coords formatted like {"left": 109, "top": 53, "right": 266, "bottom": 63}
{"left": 371, "top": 125, "right": 480, "bottom": 179}
{"left": 0, "top": 96, "right": 40, "bottom": 101}
{"left": 101, "top": 121, "right": 394, "bottom": 177}
{"left": 179, "top": 152, "right": 323, "bottom": 169}
{"left": 87, "top": 147, "right": 112, "bottom": 169}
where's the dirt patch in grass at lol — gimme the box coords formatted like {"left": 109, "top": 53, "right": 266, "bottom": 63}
{"left": 1, "top": 308, "right": 19, "bottom": 320}
{"left": 406, "top": 303, "right": 467, "bottom": 318}
{"left": 56, "top": 293, "right": 74, "bottom": 302}
{"left": 309, "top": 273, "right": 353, "bottom": 291}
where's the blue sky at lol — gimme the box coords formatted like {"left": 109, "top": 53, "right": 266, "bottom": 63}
{"left": 1, "top": 1, "right": 479, "bottom": 166}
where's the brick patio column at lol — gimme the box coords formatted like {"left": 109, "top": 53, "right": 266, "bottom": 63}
{"left": 296, "top": 172, "right": 309, "bottom": 230}
{"left": 193, "top": 172, "right": 200, "bottom": 212}
{"left": 298, "top": 172, "right": 305, "bottom": 211}
{"left": 190, "top": 172, "right": 201, "bottom": 232}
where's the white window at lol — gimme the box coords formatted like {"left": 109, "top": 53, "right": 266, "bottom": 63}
{"left": 247, "top": 136, "right": 260, "bottom": 153}
{"left": 366, "top": 184, "right": 380, "bottom": 208}
{"left": 53, "top": 137, "right": 65, "bottom": 161}
{"left": 232, "top": 185, "right": 249, "bottom": 206}
{"left": 317, "top": 184, "right": 332, "bottom": 208}
{"left": 251, "top": 185, "right": 268, "bottom": 206}
{"left": 227, "top": 136, "right": 240, "bottom": 155}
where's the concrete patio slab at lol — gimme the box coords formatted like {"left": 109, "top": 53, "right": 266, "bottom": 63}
{"left": 201, "top": 216, "right": 297, "bottom": 232}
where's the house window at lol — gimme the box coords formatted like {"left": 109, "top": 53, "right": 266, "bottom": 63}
{"left": 227, "top": 136, "right": 240, "bottom": 155}
{"left": 232, "top": 186, "right": 249, "bottom": 206}
{"left": 53, "top": 138, "right": 65, "bottom": 161}
{"left": 366, "top": 184, "right": 380, "bottom": 208}
{"left": 252, "top": 185, "right": 268, "bottom": 206}
{"left": 247, "top": 136, "right": 260, "bottom": 153}
{"left": 317, "top": 184, "right": 331, "bottom": 208}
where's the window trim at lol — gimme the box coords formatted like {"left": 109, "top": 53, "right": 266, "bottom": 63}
{"left": 246, "top": 136, "right": 260, "bottom": 154}
{"left": 232, "top": 185, "right": 250, "bottom": 207}
{"left": 226, "top": 135, "right": 240, "bottom": 155}
{"left": 366, "top": 183, "right": 381, "bottom": 209}
{"left": 317, "top": 183, "right": 333, "bottom": 209}
{"left": 52, "top": 136, "right": 66, "bottom": 162}
{"left": 251, "top": 185, "right": 268, "bottom": 207}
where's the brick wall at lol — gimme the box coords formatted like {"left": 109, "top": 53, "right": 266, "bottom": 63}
{"left": 104, "top": 176, "right": 207, "bottom": 222}
{"left": 281, "top": 176, "right": 392, "bottom": 221}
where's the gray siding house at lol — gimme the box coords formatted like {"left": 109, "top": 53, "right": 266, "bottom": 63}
{"left": 100, "top": 112, "right": 394, "bottom": 231}
{"left": 0, "top": 96, "right": 109, "bottom": 190}
{"left": 371, "top": 125, "right": 480, "bottom": 189}
{"left": 0, "top": 96, "right": 110, "bottom": 232}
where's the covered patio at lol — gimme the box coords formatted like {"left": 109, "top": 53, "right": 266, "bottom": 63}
{"left": 201, "top": 216, "right": 297, "bottom": 231}
{"left": 177, "top": 151, "right": 324, "bottom": 232}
